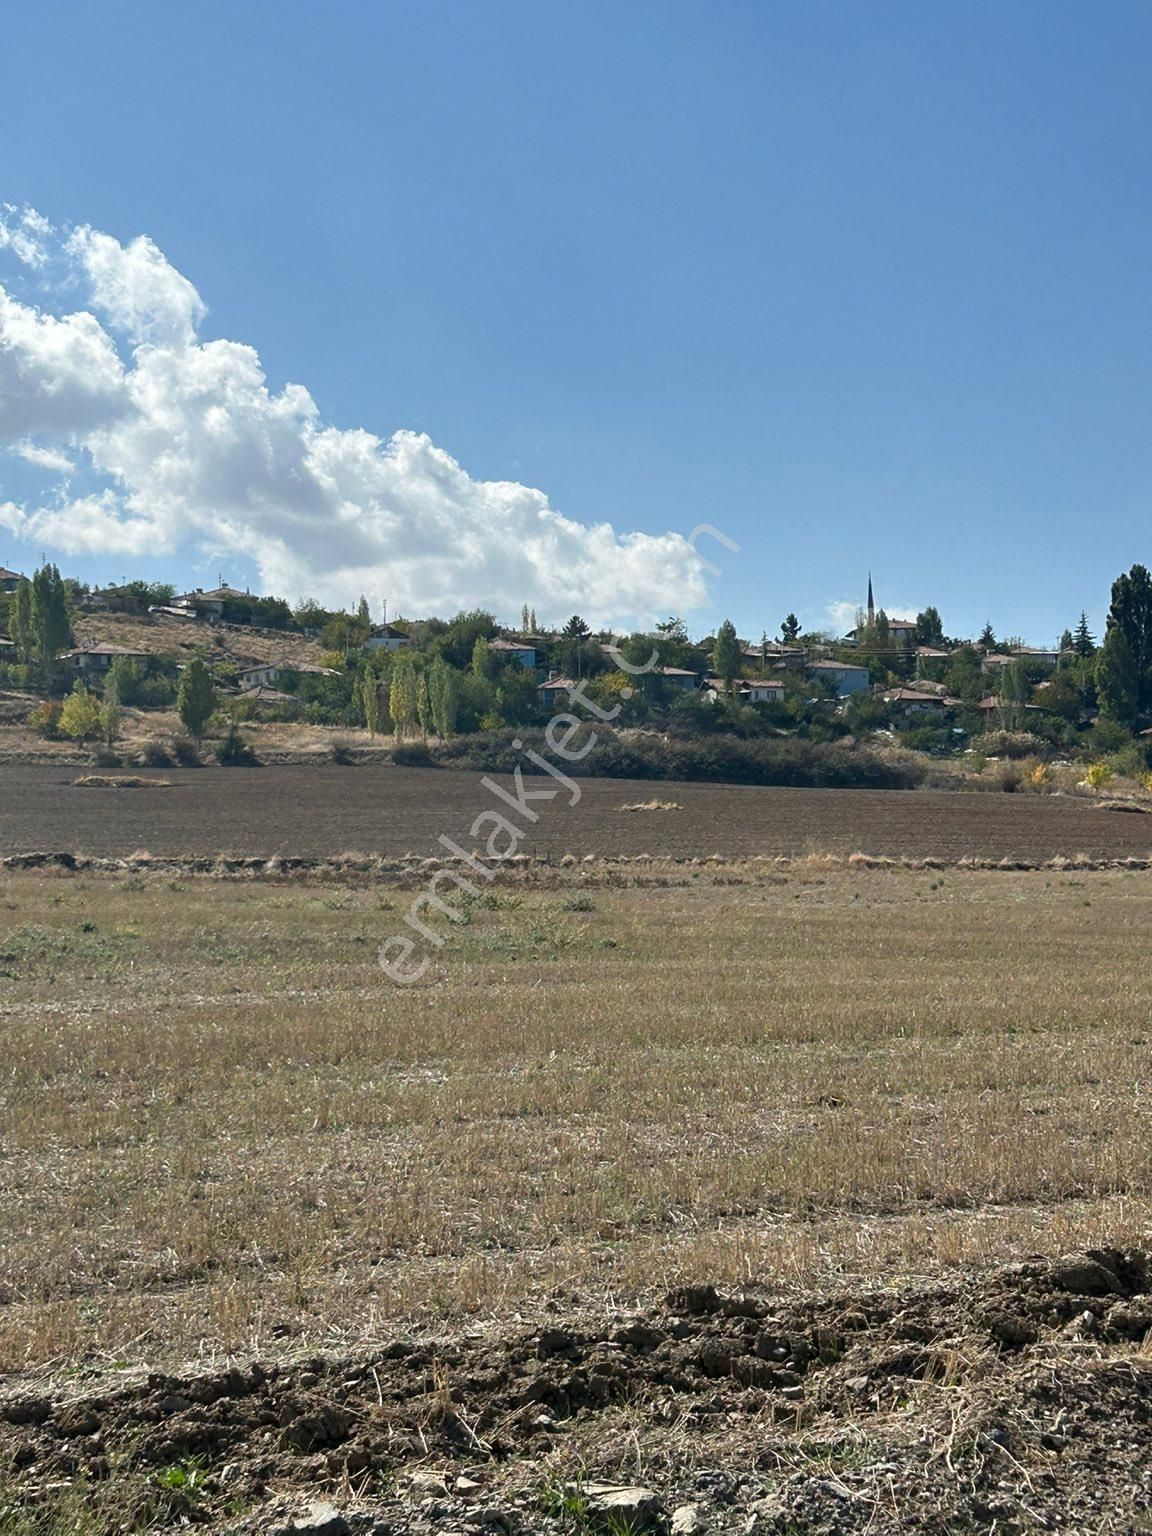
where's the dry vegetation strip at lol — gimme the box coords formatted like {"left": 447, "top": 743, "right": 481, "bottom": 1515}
{"left": 2, "top": 863, "right": 1152, "bottom": 1376}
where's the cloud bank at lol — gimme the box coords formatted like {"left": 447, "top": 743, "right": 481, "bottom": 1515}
{"left": 0, "top": 206, "right": 709, "bottom": 625}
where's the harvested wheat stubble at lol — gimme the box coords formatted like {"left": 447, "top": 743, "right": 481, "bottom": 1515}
{"left": 4, "top": 864, "right": 1152, "bottom": 1532}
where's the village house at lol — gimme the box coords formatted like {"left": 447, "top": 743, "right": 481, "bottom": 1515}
{"left": 882, "top": 687, "right": 961, "bottom": 717}
{"left": 0, "top": 567, "right": 23, "bottom": 594}
{"left": 741, "top": 643, "right": 806, "bottom": 671}
{"left": 655, "top": 665, "right": 700, "bottom": 691}
{"left": 362, "top": 623, "right": 412, "bottom": 653}
{"left": 58, "top": 643, "right": 151, "bottom": 675}
{"left": 706, "top": 676, "right": 787, "bottom": 703}
{"left": 236, "top": 660, "right": 338, "bottom": 690}
{"left": 171, "top": 584, "right": 255, "bottom": 621}
{"left": 489, "top": 638, "right": 538, "bottom": 668}
{"left": 1010, "top": 645, "right": 1068, "bottom": 667}
{"left": 537, "top": 674, "right": 578, "bottom": 707}
{"left": 806, "top": 659, "right": 870, "bottom": 696}
{"left": 235, "top": 684, "right": 302, "bottom": 714}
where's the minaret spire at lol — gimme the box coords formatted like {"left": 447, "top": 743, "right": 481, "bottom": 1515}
{"left": 867, "top": 572, "right": 875, "bottom": 627}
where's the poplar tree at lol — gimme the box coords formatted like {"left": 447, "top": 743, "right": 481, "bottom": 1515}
{"left": 712, "top": 619, "right": 741, "bottom": 691}
{"left": 177, "top": 659, "right": 217, "bottom": 740}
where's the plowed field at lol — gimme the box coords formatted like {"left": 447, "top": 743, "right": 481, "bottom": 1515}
{"left": 2, "top": 762, "right": 1151, "bottom": 861}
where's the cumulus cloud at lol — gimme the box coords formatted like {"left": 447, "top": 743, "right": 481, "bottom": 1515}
{"left": 0, "top": 204, "right": 52, "bottom": 268}
{"left": 0, "top": 207, "right": 709, "bottom": 624}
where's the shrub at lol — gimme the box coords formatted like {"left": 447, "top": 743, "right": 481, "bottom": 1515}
{"left": 1029, "top": 762, "right": 1051, "bottom": 788}
{"left": 91, "top": 749, "right": 122, "bottom": 769}
{"left": 27, "top": 700, "right": 62, "bottom": 739}
{"left": 393, "top": 741, "right": 435, "bottom": 767}
{"left": 972, "top": 730, "right": 1047, "bottom": 760}
{"left": 331, "top": 739, "right": 358, "bottom": 765}
{"left": 996, "top": 760, "right": 1023, "bottom": 792}
{"left": 215, "top": 725, "right": 260, "bottom": 766}
{"left": 137, "top": 739, "right": 173, "bottom": 768}
{"left": 429, "top": 728, "right": 926, "bottom": 789}
{"left": 171, "top": 736, "right": 203, "bottom": 767}
{"left": 1084, "top": 761, "right": 1115, "bottom": 790}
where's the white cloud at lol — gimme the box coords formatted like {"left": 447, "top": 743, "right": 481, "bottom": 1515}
{"left": 66, "top": 226, "right": 206, "bottom": 349}
{"left": 0, "top": 210, "right": 708, "bottom": 625}
{"left": 0, "top": 288, "right": 127, "bottom": 438}
{"left": 16, "top": 441, "right": 74, "bottom": 473}
{"left": 0, "top": 205, "right": 53, "bottom": 268}
{"left": 826, "top": 598, "right": 920, "bottom": 633}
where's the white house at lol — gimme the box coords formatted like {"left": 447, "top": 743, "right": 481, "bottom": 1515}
{"left": 806, "top": 660, "right": 870, "bottom": 696}
{"left": 706, "top": 676, "right": 787, "bottom": 704}
{"left": 363, "top": 624, "right": 412, "bottom": 653}
{"left": 236, "top": 660, "right": 338, "bottom": 690}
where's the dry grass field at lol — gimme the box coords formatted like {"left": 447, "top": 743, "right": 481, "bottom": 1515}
{"left": 5, "top": 861, "right": 1152, "bottom": 1532}
{"left": 3, "top": 861, "right": 1152, "bottom": 1368}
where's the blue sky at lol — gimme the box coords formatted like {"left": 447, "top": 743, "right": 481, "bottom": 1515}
{"left": 2, "top": 0, "right": 1152, "bottom": 642}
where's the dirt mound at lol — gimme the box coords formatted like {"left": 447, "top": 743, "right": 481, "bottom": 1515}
{"left": 4, "top": 1250, "right": 1152, "bottom": 1532}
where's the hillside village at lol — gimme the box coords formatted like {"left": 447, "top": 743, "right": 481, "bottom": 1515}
{"left": 0, "top": 561, "right": 1149, "bottom": 778}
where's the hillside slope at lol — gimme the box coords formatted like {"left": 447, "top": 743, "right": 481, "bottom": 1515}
{"left": 72, "top": 610, "right": 326, "bottom": 668}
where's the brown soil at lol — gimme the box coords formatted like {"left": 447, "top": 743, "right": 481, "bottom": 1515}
{"left": 3, "top": 1250, "right": 1151, "bottom": 1533}
{"left": 4, "top": 763, "right": 1152, "bottom": 863}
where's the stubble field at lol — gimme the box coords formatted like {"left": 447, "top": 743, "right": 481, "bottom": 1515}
{"left": 4, "top": 860, "right": 1152, "bottom": 1531}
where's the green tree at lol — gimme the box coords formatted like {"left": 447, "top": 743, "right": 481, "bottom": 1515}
{"left": 978, "top": 622, "right": 997, "bottom": 652}
{"left": 712, "top": 619, "right": 742, "bottom": 691}
{"left": 177, "top": 658, "right": 217, "bottom": 739}
{"left": 780, "top": 613, "right": 801, "bottom": 644}
{"left": 997, "top": 660, "right": 1030, "bottom": 731}
{"left": 1073, "top": 611, "right": 1096, "bottom": 657}
{"left": 417, "top": 672, "right": 434, "bottom": 737}
{"left": 1097, "top": 565, "right": 1152, "bottom": 724}
{"left": 107, "top": 655, "right": 141, "bottom": 707}
{"left": 559, "top": 615, "right": 593, "bottom": 678}
{"left": 58, "top": 684, "right": 102, "bottom": 741}
{"left": 357, "top": 594, "right": 370, "bottom": 625}
{"left": 428, "top": 659, "right": 460, "bottom": 738}
{"left": 389, "top": 651, "right": 419, "bottom": 739}
{"left": 521, "top": 603, "right": 530, "bottom": 632}
{"left": 1058, "top": 628, "right": 1074, "bottom": 653}
{"left": 914, "top": 607, "right": 944, "bottom": 647}
{"left": 361, "top": 673, "right": 382, "bottom": 736}
{"left": 30, "top": 564, "right": 72, "bottom": 672}
{"left": 10, "top": 576, "right": 33, "bottom": 661}
{"left": 436, "top": 609, "right": 498, "bottom": 669}
{"left": 100, "top": 672, "right": 122, "bottom": 746}
{"left": 471, "top": 636, "right": 496, "bottom": 680}
{"left": 1096, "top": 623, "right": 1140, "bottom": 726}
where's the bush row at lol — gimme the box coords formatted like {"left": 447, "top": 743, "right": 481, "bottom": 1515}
{"left": 426, "top": 728, "right": 926, "bottom": 789}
